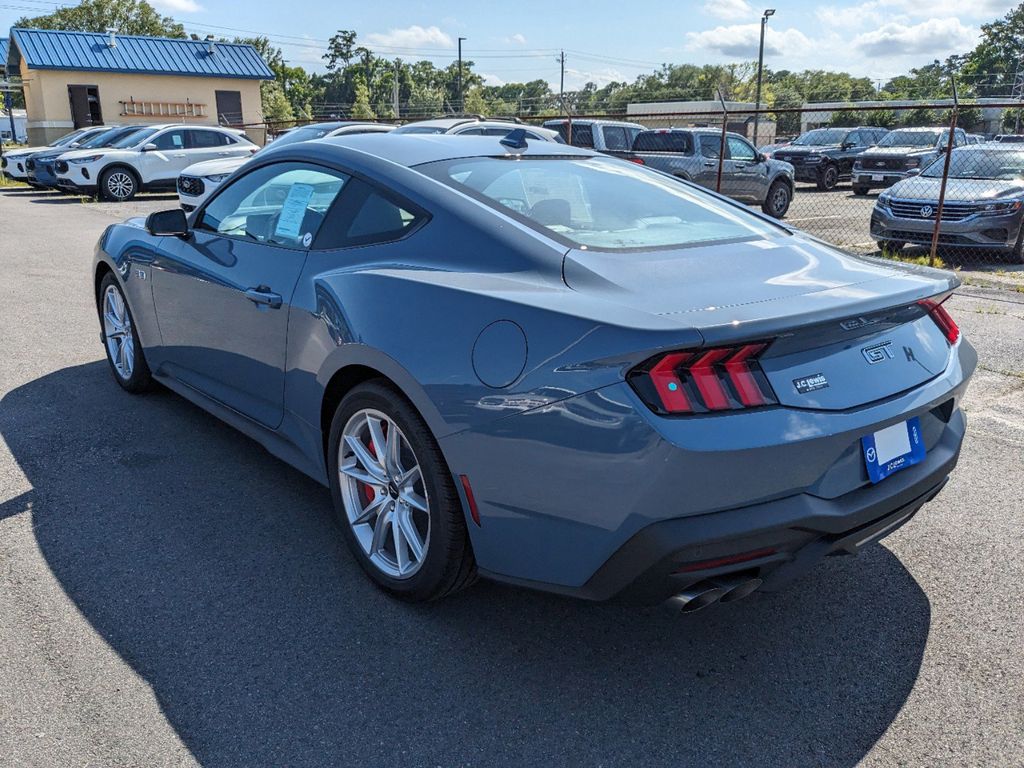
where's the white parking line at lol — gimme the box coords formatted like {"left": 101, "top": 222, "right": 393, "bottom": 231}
{"left": 787, "top": 215, "right": 848, "bottom": 222}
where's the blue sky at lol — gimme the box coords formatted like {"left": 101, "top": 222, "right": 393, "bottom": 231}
{"left": 3, "top": 0, "right": 1019, "bottom": 87}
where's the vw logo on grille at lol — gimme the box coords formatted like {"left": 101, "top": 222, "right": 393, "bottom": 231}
{"left": 875, "top": 161, "right": 885, "bottom": 167}
{"left": 920, "top": 205, "right": 934, "bottom": 217}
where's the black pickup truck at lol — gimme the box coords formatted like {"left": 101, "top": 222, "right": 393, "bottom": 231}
{"left": 771, "top": 127, "right": 889, "bottom": 190}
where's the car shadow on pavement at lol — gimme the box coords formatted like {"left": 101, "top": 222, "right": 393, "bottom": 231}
{"left": 1, "top": 362, "right": 932, "bottom": 768}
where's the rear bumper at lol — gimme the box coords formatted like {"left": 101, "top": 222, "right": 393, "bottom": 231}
{"left": 445, "top": 338, "right": 976, "bottom": 601}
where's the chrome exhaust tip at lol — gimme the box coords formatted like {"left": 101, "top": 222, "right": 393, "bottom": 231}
{"left": 666, "top": 583, "right": 728, "bottom": 614}
{"left": 714, "top": 576, "right": 763, "bottom": 604}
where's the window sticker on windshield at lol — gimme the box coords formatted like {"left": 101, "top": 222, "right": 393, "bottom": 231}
{"left": 274, "top": 183, "right": 315, "bottom": 239}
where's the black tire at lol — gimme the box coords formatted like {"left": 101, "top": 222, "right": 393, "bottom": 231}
{"left": 761, "top": 180, "right": 792, "bottom": 219}
{"left": 98, "top": 272, "right": 153, "bottom": 393}
{"left": 816, "top": 164, "right": 839, "bottom": 191}
{"left": 853, "top": 185, "right": 870, "bottom": 196}
{"left": 99, "top": 165, "right": 139, "bottom": 201}
{"left": 327, "top": 380, "right": 477, "bottom": 602}
{"left": 877, "top": 241, "right": 904, "bottom": 254}
{"left": 1007, "top": 228, "right": 1024, "bottom": 264}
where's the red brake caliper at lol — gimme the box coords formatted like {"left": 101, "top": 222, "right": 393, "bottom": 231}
{"left": 362, "top": 427, "right": 382, "bottom": 504}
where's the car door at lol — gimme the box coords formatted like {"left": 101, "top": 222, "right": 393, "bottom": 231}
{"left": 725, "top": 135, "right": 763, "bottom": 200}
{"left": 150, "top": 161, "right": 349, "bottom": 428}
{"left": 136, "top": 128, "right": 189, "bottom": 184}
{"left": 695, "top": 134, "right": 728, "bottom": 191}
{"left": 187, "top": 128, "right": 241, "bottom": 164}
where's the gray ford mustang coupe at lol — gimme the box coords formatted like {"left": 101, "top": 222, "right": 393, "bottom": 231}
{"left": 91, "top": 132, "right": 975, "bottom": 612}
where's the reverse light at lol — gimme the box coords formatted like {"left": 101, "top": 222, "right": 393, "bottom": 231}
{"left": 630, "top": 343, "right": 778, "bottom": 415}
{"left": 918, "top": 297, "right": 960, "bottom": 345}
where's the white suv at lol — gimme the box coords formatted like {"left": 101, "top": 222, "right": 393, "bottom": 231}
{"left": 55, "top": 124, "right": 257, "bottom": 201}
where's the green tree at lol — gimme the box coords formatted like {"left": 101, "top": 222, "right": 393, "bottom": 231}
{"left": 14, "top": 0, "right": 185, "bottom": 37}
{"left": 350, "top": 77, "right": 375, "bottom": 119}
{"left": 260, "top": 80, "right": 294, "bottom": 125}
{"left": 961, "top": 3, "right": 1024, "bottom": 96}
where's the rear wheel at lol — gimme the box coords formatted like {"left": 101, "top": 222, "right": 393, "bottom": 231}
{"left": 100, "top": 166, "right": 138, "bottom": 201}
{"left": 816, "top": 164, "right": 839, "bottom": 191}
{"left": 99, "top": 273, "right": 153, "bottom": 393}
{"left": 853, "top": 185, "right": 870, "bottom": 196}
{"left": 328, "top": 381, "right": 476, "bottom": 601}
{"left": 761, "top": 180, "right": 792, "bottom": 219}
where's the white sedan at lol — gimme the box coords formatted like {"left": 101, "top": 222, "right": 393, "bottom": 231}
{"left": 176, "top": 121, "right": 394, "bottom": 211}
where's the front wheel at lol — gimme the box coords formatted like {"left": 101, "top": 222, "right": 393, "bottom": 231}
{"left": 853, "top": 185, "right": 870, "bottom": 196}
{"left": 99, "top": 273, "right": 153, "bottom": 392}
{"left": 328, "top": 381, "right": 477, "bottom": 601}
{"left": 877, "top": 240, "right": 905, "bottom": 254}
{"left": 100, "top": 167, "right": 138, "bottom": 201}
{"left": 1007, "top": 227, "right": 1024, "bottom": 264}
{"left": 761, "top": 180, "right": 792, "bottom": 219}
{"left": 816, "top": 164, "right": 839, "bottom": 191}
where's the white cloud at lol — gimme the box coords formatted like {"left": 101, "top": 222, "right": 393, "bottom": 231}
{"left": 506, "top": 33, "right": 527, "bottom": 45}
{"left": 481, "top": 72, "right": 506, "bottom": 86}
{"left": 818, "top": 0, "right": 1014, "bottom": 28}
{"left": 686, "top": 24, "right": 813, "bottom": 58}
{"left": 562, "top": 66, "right": 626, "bottom": 90}
{"left": 365, "top": 25, "right": 453, "bottom": 50}
{"left": 854, "top": 18, "right": 977, "bottom": 56}
{"left": 150, "top": 0, "right": 202, "bottom": 12}
{"left": 703, "top": 0, "right": 754, "bottom": 21}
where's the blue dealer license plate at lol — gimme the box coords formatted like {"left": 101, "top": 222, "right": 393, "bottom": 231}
{"left": 861, "top": 417, "right": 926, "bottom": 484}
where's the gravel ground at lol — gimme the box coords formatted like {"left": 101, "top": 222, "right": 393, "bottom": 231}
{"left": 1, "top": 186, "right": 1022, "bottom": 768}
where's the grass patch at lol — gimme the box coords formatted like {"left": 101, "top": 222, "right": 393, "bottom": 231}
{"left": 0, "top": 175, "right": 28, "bottom": 189}
{"left": 877, "top": 247, "right": 947, "bottom": 269}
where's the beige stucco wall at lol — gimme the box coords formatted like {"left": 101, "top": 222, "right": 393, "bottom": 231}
{"left": 20, "top": 63, "right": 264, "bottom": 145}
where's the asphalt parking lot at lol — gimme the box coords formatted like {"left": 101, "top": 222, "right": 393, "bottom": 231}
{"left": 1, "top": 184, "right": 1023, "bottom": 767}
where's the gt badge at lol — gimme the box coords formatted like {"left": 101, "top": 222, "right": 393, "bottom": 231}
{"left": 862, "top": 341, "right": 894, "bottom": 364}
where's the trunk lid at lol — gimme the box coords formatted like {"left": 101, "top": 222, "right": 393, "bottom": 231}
{"left": 563, "top": 232, "right": 959, "bottom": 410}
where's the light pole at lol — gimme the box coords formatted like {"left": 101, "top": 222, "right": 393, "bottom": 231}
{"left": 457, "top": 37, "right": 466, "bottom": 113}
{"left": 753, "top": 8, "right": 774, "bottom": 149}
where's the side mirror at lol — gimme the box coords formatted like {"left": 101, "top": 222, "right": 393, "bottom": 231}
{"left": 146, "top": 208, "right": 190, "bottom": 237}
{"left": 906, "top": 168, "right": 921, "bottom": 177}
{"left": 142, "top": 143, "right": 159, "bottom": 152}
{"left": 758, "top": 152, "right": 769, "bottom": 162}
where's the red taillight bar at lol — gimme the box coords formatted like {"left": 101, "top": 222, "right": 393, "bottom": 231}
{"left": 674, "top": 547, "right": 777, "bottom": 573}
{"left": 918, "top": 297, "right": 960, "bottom": 344}
{"left": 630, "top": 342, "right": 778, "bottom": 415}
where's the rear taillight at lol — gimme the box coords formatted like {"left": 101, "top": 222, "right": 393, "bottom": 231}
{"left": 918, "top": 297, "right": 960, "bottom": 344}
{"left": 629, "top": 343, "right": 778, "bottom": 415}
{"left": 628, "top": 156, "right": 645, "bottom": 165}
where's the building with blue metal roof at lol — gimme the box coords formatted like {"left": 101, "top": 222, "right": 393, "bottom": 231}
{"left": 6, "top": 28, "right": 273, "bottom": 145}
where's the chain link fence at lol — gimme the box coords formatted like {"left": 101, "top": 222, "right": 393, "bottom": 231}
{"left": 243, "top": 99, "right": 1024, "bottom": 268}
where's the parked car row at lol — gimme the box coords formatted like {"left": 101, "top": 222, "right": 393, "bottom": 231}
{"left": 2, "top": 123, "right": 258, "bottom": 201}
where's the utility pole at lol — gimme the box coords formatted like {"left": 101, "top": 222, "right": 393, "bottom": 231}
{"left": 753, "top": 8, "right": 775, "bottom": 148}
{"left": 558, "top": 50, "right": 571, "bottom": 144}
{"left": 457, "top": 37, "right": 466, "bottom": 113}
{"left": 559, "top": 50, "right": 566, "bottom": 104}
{"left": 393, "top": 59, "right": 401, "bottom": 120}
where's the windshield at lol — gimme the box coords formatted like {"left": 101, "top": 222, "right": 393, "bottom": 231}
{"left": 878, "top": 131, "right": 939, "bottom": 147}
{"left": 419, "top": 156, "right": 778, "bottom": 251}
{"left": 922, "top": 148, "right": 1024, "bottom": 180}
{"left": 792, "top": 129, "right": 848, "bottom": 146}
{"left": 271, "top": 124, "right": 343, "bottom": 147}
{"left": 110, "top": 127, "right": 159, "bottom": 149}
{"left": 80, "top": 127, "right": 141, "bottom": 149}
{"left": 393, "top": 125, "right": 448, "bottom": 134}
{"left": 53, "top": 129, "right": 89, "bottom": 147}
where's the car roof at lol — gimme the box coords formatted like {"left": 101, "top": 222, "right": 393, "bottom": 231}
{"left": 543, "top": 118, "right": 645, "bottom": 129}
{"left": 399, "top": 118, "right": 480, "bottom": 130}
{"left": 313, "top": 133, "right": 597, "bottom": 167}
{"left": 888, "top": 126, "right": 945, "bottom": 132}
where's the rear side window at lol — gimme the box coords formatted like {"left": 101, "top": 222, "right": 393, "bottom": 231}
{"left": 632, "top": 132, "right": 694, "bottom": 154}
{"left": 699, "top": 135, "right": 724, "bottom": 158}
{"left": 551, "top": 123, "right": 595, "bottom": 148}
{"left": 314, "top": 178, "right": 425, "bottom": 250}
{"left": 602, "top": 126, "right": 630, "bottom": 151}
{"left": 197, "top": 162, "right": 349, "bottom": 248}
{"left": 189, "top": 130, "right": 226, "bottom": 148}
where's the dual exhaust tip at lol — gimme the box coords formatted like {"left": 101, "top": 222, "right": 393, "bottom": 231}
{"left": 666, "top": 575, "right": 763, "bottom": 614}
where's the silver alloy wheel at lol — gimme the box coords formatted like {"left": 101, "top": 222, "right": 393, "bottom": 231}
{"left": 102, "top": 284, "right": 134, "bottom": 380}
{"left": 106, "top": 171, "right": 134, "bottom": 200}
{"left": 338, "top": 409, "right": 430, "bottom": 579}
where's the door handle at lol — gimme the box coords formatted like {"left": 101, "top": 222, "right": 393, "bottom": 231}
{"left": 216, "top": 151, "right": 233, "bottom": 156}
{"left": 171, "top": 153, "right": 186, "bottom": 158}
{"left": 703, "top": 161, "right": 717, "bottom": 167}
{"left": 244, "top": 287, "right": 282, "bottom": 309}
